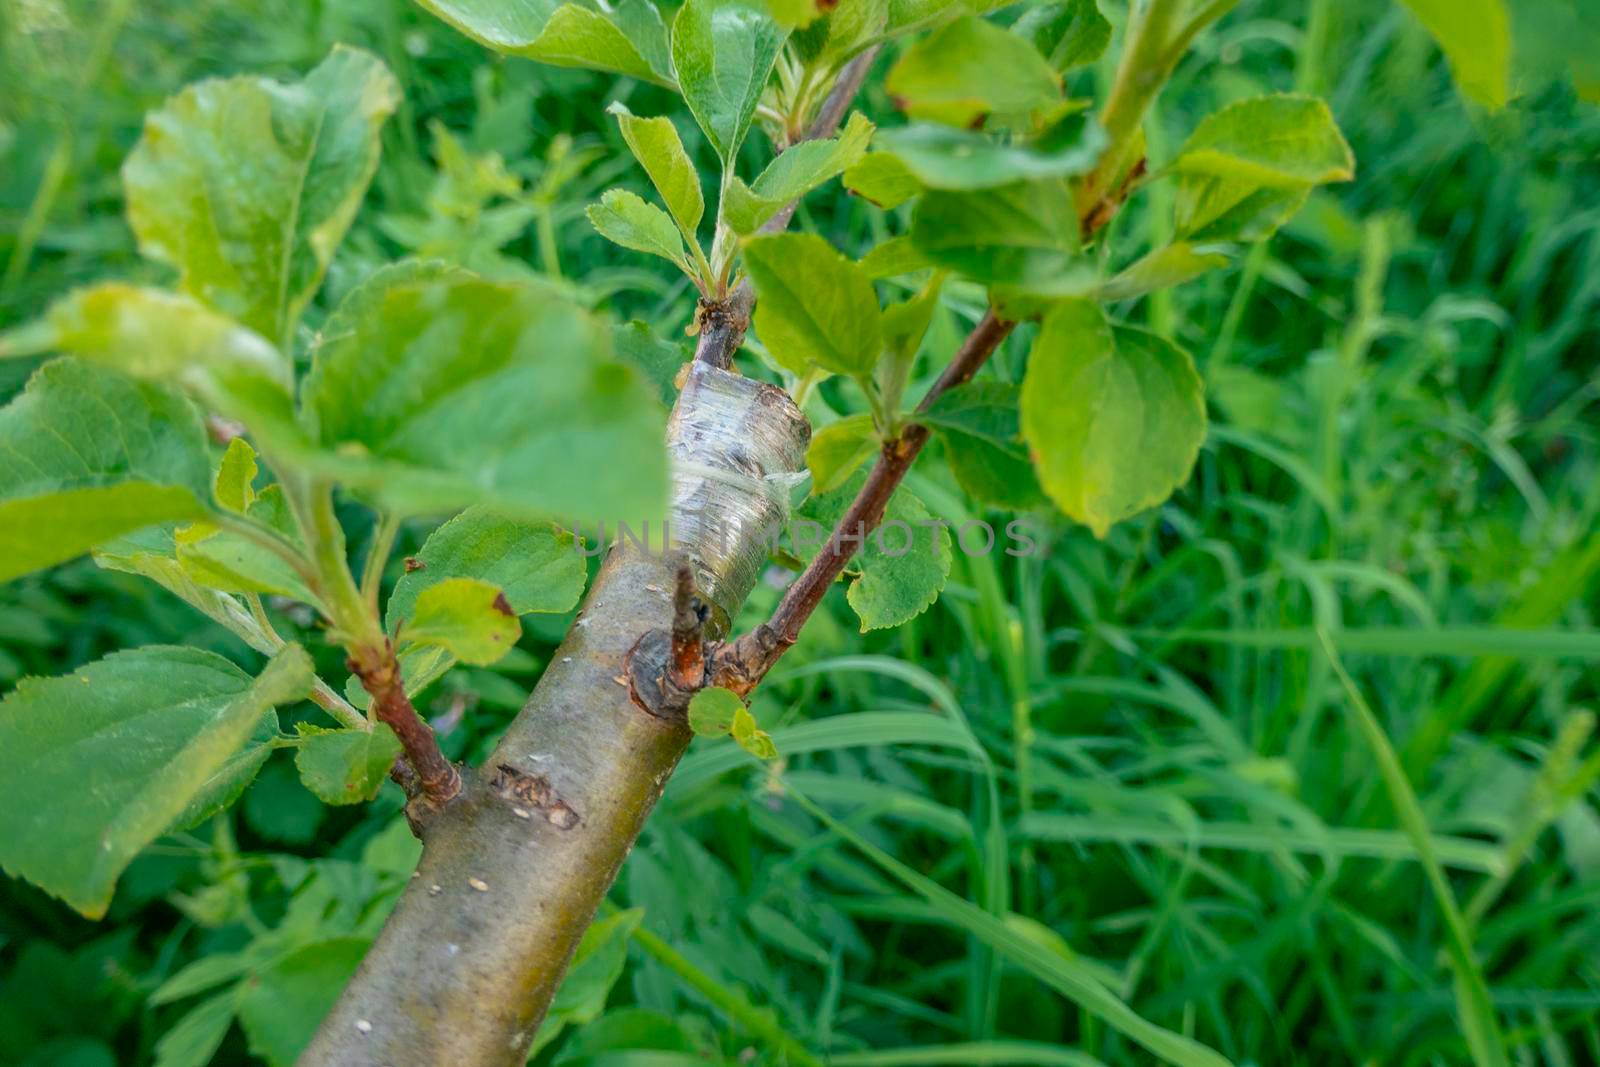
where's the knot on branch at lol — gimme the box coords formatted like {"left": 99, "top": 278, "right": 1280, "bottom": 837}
{"left": 490, "top": 764, "right": 580, "bottom": 830}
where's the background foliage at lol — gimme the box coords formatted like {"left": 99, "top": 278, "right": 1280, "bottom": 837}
{"left": 1, "top": 0, "right": 1598, "bottom": 1064}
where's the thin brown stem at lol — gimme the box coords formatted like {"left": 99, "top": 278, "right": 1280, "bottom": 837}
{"left": 711, "top": 311, "right": 1016, "bottom": 695}
{"left": 669, "top": 561, "right": 707, "bottom": 691}
{"left": 349, "top": 642, "right": 461, "bottom": 806}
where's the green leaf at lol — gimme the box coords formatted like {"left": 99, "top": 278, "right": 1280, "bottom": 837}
{"left": 1171, "top": 94, "right": 1353, "bottom": 241}
{"left": 1395, "top": 0, "right": 1511, "bottom": 109}
{"left": 612, "top": 320, "right": 688, "bottom": 406}
{"left": 745, "top": 233, "right": 882, "bottom": 377}
{"left": 176, "top": 523, "right": 319, "bottom": 606}
{"left": 587, "top": 189, "right": 690, "bottom": 272}
{"left": 919, "top": 381, "right": 1023, "bottom": 446}
{"left": 876, "top": 273, "right": 943, "bottom": 413}
{"left": 1021, "top": 301, "right": 1205, "bottom": 537}
{"left": 237, "top": 937, "right": 370, "bottom": 1067}
{"left": 722, "top": 112, "right": 875, "bottom": 233}
{"left": 884, "top": 15, "right": 1061, "bottom": 127}
{"left": 95, "top": 528, "right": 280, "bottom": 656}
{"left": 922, "top": 383, "right": 1045, "bottom": 509}
{"left": 858, "top": 234, "right": 936, "bottom": 279}
{"left": 1099, "top": 242, "right": 1231, "bottom": 301}
{"left": 293, "top": 723, "right": 403, "bottom": 805}
{"left": 875, "top": 115, "right": 1105, "bottom": 190}
{"left": 123, "top": 46, "right": 399, "bottom": 345}
{"left": 609, "top": 103, "right": 704, "bottom": 245}
{"left": 844, "top": 152, "right": 924, "bottom": 210}
{"left": 797, "top": 471, "right": 951, "bottom": 630}
{"left": 402, "top": 576, "right": 522, "bottom": 666}
{"left": 911, "top": 180, "right": 1091, "bottom": 292}
{"left": 0, "top": 645, "right": 313, "bottom": 917}
{"left": 807, "top": 414, "right": 880, "bottom": 494}
{"left": 416, "top": 0, "right": 671, "bottom": 83}
{"left": 795, "top": 0, "right": 891, "bottom": 69}
{"left": 732, "top": 704, "right": 779, "bottom": 759}
{"left": 17, "top": 284, "right": 295, "bottom": 433}
{"left": 765, "top": 0, "right": 825, "bottom": 29}
{"left": 1012, "top": 0, "right": 1111, "bottom": 72}
{"left": 387, "top": 506, "right": 587, "bottom": 631}
{"left": 688, "top": 686, "right": 744, "bottom": 737}
{"left": 151, "top": 994, "right": 235, "bottom": 1067}
{"left": 300, "top": 265, "right": 670, "bottom": 524}
{"left": 214, "top": 438, "right": 258, "bottom": 513}
{"left": 0, "top": 358, "right": 211, "bottom": 582}
{"left": 671, "top": 0, "right": 787, "bottom": 163}
{"left": 529, "top": 908, "right": 645, "bottom": 1056}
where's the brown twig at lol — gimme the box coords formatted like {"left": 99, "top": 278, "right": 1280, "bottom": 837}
{"left": 710, "top": 312, "right": 1016, "bottom": 695}
{"left": 349, "top": 643, "right": 461, "bottom": 806}
{"left": 668, "top": 560, "right": 707, "bottom": 691}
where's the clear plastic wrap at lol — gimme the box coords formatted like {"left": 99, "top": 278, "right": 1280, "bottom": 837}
{"left": 665, "top": 362, "right": 810, "bottom": 635}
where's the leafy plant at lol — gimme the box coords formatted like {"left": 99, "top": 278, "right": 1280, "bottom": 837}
{"left": 2, "top": 0, "right": 1593, "bottom": 1065}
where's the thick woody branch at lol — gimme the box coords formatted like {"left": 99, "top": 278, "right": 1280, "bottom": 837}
{"left": 711, "top": 311, "right": 1016, "bottom": 695}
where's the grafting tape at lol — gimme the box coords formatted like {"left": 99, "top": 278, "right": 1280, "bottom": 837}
{"left": 665, "top": 362, "right": 810, "bottom": 635}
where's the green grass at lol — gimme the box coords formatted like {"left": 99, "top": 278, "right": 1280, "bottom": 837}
{"left": 2, "top": 0, "right": 1599, "bottom": 1065}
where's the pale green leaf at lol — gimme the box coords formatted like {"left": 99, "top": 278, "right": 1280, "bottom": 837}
{"left": 795, "top": 0, "right": 891, "bottom": 69}
{"left": 0, "top": 358, "right": 211, "bottom": 582}
{"left": 300, "top": 265, "right": 670, "bottom": 524}
{"left": 722, "top": 112, "right": 875, "bottom": 233}
{"left": 1396, "top": 0, "right": 1511, "bottom": 109}
{"left": 387, "top": 506, "right": 587, "bottom": 631}
{"left": 1013, "top": 0, "right": 1111, "bottom": 72}
{"left": 688, "top": 686, "right": 744, "bottom": 737}
{"left": 610, "top": 104, "right": 704, "bottom": 243}
{"left": 859, "top": 234, "right": 936, "bottom": 279}
{"left": 911, "top": 179, "right": 1091, "bottom": 292}
{"left": 1171, "top": 94, "right": 1353, "bottom": 241}
{"left": 876, "top": 272, "right": 943, "bottom": 412}
{"left": 587, "top": 189, "right": 690, "bottom": 272}
{"left": 416, "top": 0, "right": 671, "bottom": 83}
{"left": 672, "top": 0, "right": 787, "bottom": 163}
{"left": 19, "top": 284, "right": 295, "bottom": 431}
{"left": 766, "top": 0, "right": 824, "bottom": 29}
{"left": 1021, "top": 301, "right": 1205, "bottom": 537}
{"left": 844, "top": 152, "right": 924, "bottom": 210}
{"left": 214, "top": 438, "right": 258, "bottom": 513}
{"left": 294, "top": 723, "right": 403, "bottom": 804}
{"left": 0, "top": 645, "right": 313, "bottom": 917}
{"left": 1100, "top": 242, "right": 1231, "bottom": 301}
{"left": 807, "top": 414, "right": 880, "bottom": 494}
{"left": 745, "top": 233, "right": 883, "bottom": 377}
{"left": 528, "top": 5, "right": 665, "bottom": 82}
{"left": 884, "top": 15, "right": 1061, "bottom": 127}
{"left": 875, "top": 115, "right": 1105, "bottom": 190}
{"left": 402, "top": 576, "right": 522, "bottom": 666}
{"left": 1173, "top": 95, "right": 1354, "bottom": 187}
{"left": 123, "top": 46, "right": 399, "bottom": 345}
{"left": 177, "top": 523, "right": 320, "bottom": 605}
{"left": 733, "top": 704, "right": 779, "bottom": 759}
